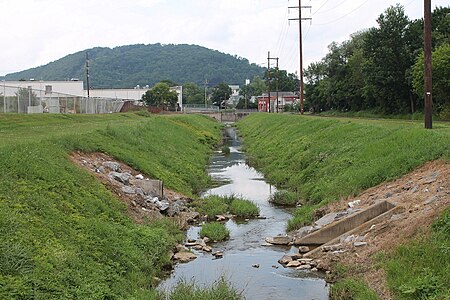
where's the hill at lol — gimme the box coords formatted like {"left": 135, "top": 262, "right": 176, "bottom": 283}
{"left": 3, "top": 44, "right": 264, "bottom": 88}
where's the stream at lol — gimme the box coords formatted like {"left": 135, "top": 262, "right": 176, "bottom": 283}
{"left": 159, "top": 125, "right": 329, "bottom": 299}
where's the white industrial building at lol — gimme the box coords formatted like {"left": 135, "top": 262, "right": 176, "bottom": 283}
{"left": 1, "top": 80, "right": 183, "bottom": 113}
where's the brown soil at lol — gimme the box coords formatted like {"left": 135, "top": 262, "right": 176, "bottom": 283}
{"left": 309, "top": 160, "right": 450, "bottom": 299}
{"left": 69, "top": 151, "right": 195, "bottom": 226}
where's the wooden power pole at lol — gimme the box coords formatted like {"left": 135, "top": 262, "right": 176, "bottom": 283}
{"left": 424, "top": 0, "right": 433, "bottom": 129}
{"left": 289, "top": 0, "right": 311, "bottom": 115}
{"left": 267, "top": 52, "right": 279, "bottom": 113}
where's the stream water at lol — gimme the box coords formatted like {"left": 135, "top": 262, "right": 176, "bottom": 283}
{"left": 159, "top": 125, "right": 329, "bottom": 299}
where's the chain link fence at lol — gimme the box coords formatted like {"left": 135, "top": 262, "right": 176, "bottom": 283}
{"left": 0, "top": 85, "right": 124, "bottom": 114}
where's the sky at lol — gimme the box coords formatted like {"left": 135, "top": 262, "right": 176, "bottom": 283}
{"left": 1, "top": 0, "right": 449, "bottom": 79}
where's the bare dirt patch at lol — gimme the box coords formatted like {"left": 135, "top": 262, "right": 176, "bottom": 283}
{"left": 69, "top": 151, "right": 199, "bottom": 227}
{"left": 303, "top": 160, "right": 450, "bottom": 299}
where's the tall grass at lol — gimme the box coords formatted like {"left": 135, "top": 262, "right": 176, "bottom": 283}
{"left": 199, "top": 222, "right": 230, "bottom": 242}
{"left": 193, "top": 195, "right": 259, "bottom": 219}
{"left": 0, "top": 113, "right": 221, "bottom": 299}
{"left": 166, "top": 277, "right": 242, "bottom": 300}
{"left": 237, "top": 113, "right": 450, "bottom": 230}
{"left": 380, "top": 208, "right": 450, "bottom": 300}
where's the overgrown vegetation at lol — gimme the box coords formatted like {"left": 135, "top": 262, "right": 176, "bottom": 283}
{"left": 192, "top": 194, "right": 259, "bottom": 219}
{"left": 270, "top": 190, "right": 299, "bottom": 206}
{"left": 237, "top": 114, "right": 450, "bottom": 230}
{"left": 305, "top": 5, "right": 449, "bottom": 116}
{"left": 0, "top": 113, "right": 221, "bottom": 299}
{"left": 380, "top": 208, "right": 450, "bottom": 300}
{"left": 165, "top": 277, "right": 242, "bottom": 300}
{"left": 330, "top": 279, "right": 379, "bottom": 300}
{"left": 199, "top": 222, "right": 230, "bottom": 242}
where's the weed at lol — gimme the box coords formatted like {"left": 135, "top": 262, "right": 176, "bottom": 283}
{"left": 199, "top": 222, "right": 230, "bottom": 242}
{"left": 0, "top": 113, "right": 221, "bottom": 298}
{"left": 383, "top": 208, "right": 450, "bottom": 300}
{"left": 237, "top": 114, "right": 450, "bottom": 230}
{"left": 221, "top": 146, "right": 230, "bottom": 155}
{"left": 167, "top": 277, "right": 242, "bottom": 300}
{"left": 229, "top": 199, "right": 259, "bottom": 218}
{"left": 330, "top": 279, "right": 379, "bottom": 300}
{"left": 270, "top": 190, "right": 299, "bottom": 206}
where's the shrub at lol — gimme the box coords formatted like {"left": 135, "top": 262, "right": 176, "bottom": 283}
{"left": 269, "top": 190, "right": 298, "bottom": 206}
{"left": 193, "top": 195, "right": 229, "bottom": 219}
{"left": 199, "top": 222, "right": 229, "bottom": 242}
{"left": 221, "top": 146, "right": 230, "bottom": 155}
{"left": 229, "top": 199, "right": 259, "bottom": 218}
{"left": 168, "top": 277, "right": 242, "bottom": 300}
{"left": 330, "top": 279, "right": 379, "bottom": 300}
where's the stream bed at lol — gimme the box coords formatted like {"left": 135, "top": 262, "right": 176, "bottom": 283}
{"left": 159, "top": 125, "right": 329, "bottom": 299}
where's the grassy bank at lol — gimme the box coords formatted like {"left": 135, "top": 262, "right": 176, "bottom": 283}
{"left": 0, "top": 112, "right": 221, "bottom": 299}
{"left": 237, "top": 113, "right": 449, "bottom": 299}
{"left": 381, "top": 207, "right": 450, "bottom": 300}
{"left": 237, "top": 113, "right": 450, "bottom": 230}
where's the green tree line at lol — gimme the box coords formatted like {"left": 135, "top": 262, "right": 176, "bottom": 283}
{"left": 304, "top": 5, "right": 449, "bottom": 117}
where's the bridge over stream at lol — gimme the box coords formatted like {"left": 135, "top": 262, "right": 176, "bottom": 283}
{"left": 183, "top": 105, "right": 258, "bottom": 122}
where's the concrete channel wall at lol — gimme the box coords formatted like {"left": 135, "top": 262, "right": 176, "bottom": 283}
{"left": 297, "top": 200, "right": 396, "bottom": 246}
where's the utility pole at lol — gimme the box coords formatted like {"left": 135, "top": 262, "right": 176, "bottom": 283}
{"left": 424, "top": 0, "right": 432, "bottom": 129}
{"left": 289, "top": 0, "right": 311, "bottom": 115}
{"left": 204, "top": 79, "right": 208, "bottom": 108}
{"left": 267, "top": 51, "right": 271, "bottom": 113}
{"left": 267, "top": 51, "right": 279, "bottom": 113}
{"left": 85, "top": 52, "right": 90, "bottom": 113}
{"left": 276, "top": 57, "right": 279, "bottom": 113}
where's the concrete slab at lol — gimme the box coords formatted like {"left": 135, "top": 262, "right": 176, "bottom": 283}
{"left": 296, "top": 200, "right": 396, "bottom": 246}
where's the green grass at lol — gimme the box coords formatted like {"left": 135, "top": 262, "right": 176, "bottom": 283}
{"left": 221, "top": 146, "right": 230, "bottom": 155}
{"left": 193, "top": 195, "right": 259, "bottom": 219}
{"left": 165, "top": 277, "right": 242, "bottom": 300}
{"left": 269, "top": 190, "right": 299, "bottom": 206}
{"left": 330, "top": 279, "right": 380, "bottom": 300}
{"left": 237, "top": 113, "right": 450, "bottom": 230}
{"left": 229, "top": 199, "right": 259, "bottom": 218}
{"left": 380, "top": 208, "right": 450, "bottom": 300}
{"left": 199, "top": 222, "right": 230, "bottom": 242}
{"left": 0, "top": 112, "right": 221, "bottom": 299}
{"left": 192, "top": 195, "right": 231, "bottom": 219}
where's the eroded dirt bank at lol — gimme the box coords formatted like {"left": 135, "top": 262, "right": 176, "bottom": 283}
{"left": 70, "top": 152, "right": 199, "bottom": 227}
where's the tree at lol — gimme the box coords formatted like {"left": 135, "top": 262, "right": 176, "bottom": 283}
{"left": 363, "top": 5, "right": 415, "bottom": 114}
{"left": 141, "top": 82, "right": 178, "bottom": 109}
{"left": 15, "top": 87, "right": 38, "bottom": 113}
{"left": 412, "top": 44, "right": 450, "bottom": 113}
{"left": 211, "top": 82, "right": 231, "bottom": 107}
{"left": 263, "top": 69, "right": 299, "bottom": 93}
{"left": 182, "top": 82, "right": 204, "bottom": 105}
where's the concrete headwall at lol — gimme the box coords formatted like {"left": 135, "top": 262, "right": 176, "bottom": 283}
{"left": 297, "top": 201, "right": 396, "bottom": 245}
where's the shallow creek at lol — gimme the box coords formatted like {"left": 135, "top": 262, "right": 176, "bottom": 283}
{"left": 159, "top": 125, "right": 329, "bottom": 299}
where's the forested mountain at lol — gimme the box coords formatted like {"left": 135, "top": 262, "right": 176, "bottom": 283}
{"left": 3, "top": 44, "right": 264, "bottom": 88}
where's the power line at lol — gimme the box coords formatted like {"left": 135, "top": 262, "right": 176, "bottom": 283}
{"left": 288, "top": 0, "right": 312, "bottom": 114}
{"left": 311, "top": 0, "right": 330, "bottom": 16}
{"left": 314, "top": 0, "right": 371, "bottom": 26}
{"left": 312, "top": 0, "right": 348, "bottom": 15}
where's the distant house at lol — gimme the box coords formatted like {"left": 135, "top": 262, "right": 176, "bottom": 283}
{"left": 257, "top": 92, "right": 298, "bottom": 112}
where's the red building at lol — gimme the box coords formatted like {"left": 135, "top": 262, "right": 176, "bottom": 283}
{"left": 257, "top": 92, "right": 299, "bottom": 112}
